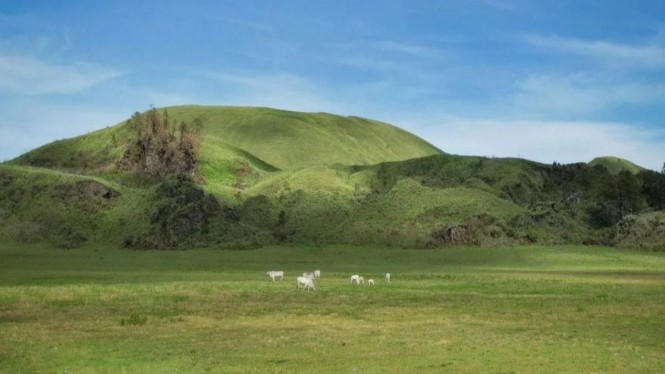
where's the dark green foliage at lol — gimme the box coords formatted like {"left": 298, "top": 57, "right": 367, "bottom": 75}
{"left": 132, "top": 175, "right": 221, "bottom": 249}
{"left": 374, "top": 155, "right": 486, "bottom": 193}
{"left": 588, "top": 170, "right": 644, "bottom": 227}
{"left": 240, "top": 195, "right": 275, "bottom": 229}
{"left": 638, "top": 169, "right": 665, "bottom": 210}
{"left": 615, "top": 170, "right": 644, "bottom": 214}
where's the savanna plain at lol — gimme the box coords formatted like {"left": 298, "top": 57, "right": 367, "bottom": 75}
{"left": 1, "top": 244, "right": 664, "bottom": 373}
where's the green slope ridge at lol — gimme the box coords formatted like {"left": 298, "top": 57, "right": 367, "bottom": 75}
{"left": 166, "top": 106, "right": 442, "bottom": 170}
{"left": 589, "top": 156, "right": 645, "bottom": 175}
{"left": 0, "top": 165, "right": 152, "bottom": 247}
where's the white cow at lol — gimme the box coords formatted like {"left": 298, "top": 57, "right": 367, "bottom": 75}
{"left": 386, "top": 273, "right": 391, "bottom": 284}
{"left": 350, "top": 275, "right": 365, "bottom": 285}
{"left": 267, "top": 271, "right": 284, "bottom": 282}
{"left": 368, "top": 279, "right": 374, "bottom": 286}
{"left": 303, "top": 272, "right": 315, "bottom": 279}
{"left": 314, "top": 270, "right": 321, "bottom": 279}
{"left": 296, "top": 276, "right": 316, "bottom": 291}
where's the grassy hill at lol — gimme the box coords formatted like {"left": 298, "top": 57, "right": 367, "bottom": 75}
{"left": 0, "top": 164, "right": 152, "bottom": 248}
{"left": 10, "top": 106, "right": 441, "bottom": 172}
{"left": 589, "top": 156, "right": 645, "bottom": 175}
{"left": 170, "top": 106, "right": 443, "bottom": 169}
{"left": 9, "top": 105, "right": 443, "bottom": 196}
{"left": 2, "top": 106, "right": 664, "bottom": 250}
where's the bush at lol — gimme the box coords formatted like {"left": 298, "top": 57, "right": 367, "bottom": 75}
{"left": 119, "top": 109, "right": 201, "bottom": 180}
{"left": 132, "top": 175, "right": 222, "bottom": 249}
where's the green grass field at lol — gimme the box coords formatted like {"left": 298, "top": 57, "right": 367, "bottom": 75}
{"left": 1, "top": 245, "right": 664, "bottom": 373}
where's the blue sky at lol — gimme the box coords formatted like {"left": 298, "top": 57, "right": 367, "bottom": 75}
{"left": 1, "top": 0, "right": 664, "bottom": 169}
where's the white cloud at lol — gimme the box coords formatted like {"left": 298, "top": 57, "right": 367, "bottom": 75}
{"left": 400, "top": 116, "right": 664, "bottom": 170}
{"left": 525, "top": 34, "right": 665, "bottom": 67}
{"left": 513, "top": 73, "right": 665, "bottom": 115}
{"left": 0, "top": 53, "right": 123, "bottom": 95}
{"left": 332, "top": 39, "right": 448, "bottom": 61}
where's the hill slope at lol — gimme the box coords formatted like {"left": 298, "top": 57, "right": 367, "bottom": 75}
{"left": 2, "top": 106, "right": 665, "bottom": 250}
{"left": 10, "top": 106, "right": 442, "bottom": 173}
{"left": 169, "top": 106, "right": 443, "bottom": 170}
{"left": 589, "top": 156, "right": 645, "bottom": 175}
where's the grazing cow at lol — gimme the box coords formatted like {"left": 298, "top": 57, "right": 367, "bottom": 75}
{"left": 296, "top": 276, "right": 316, "bottom": 291}
{"left": 386, "top": 273, "right": 391, "bottom": 284}
{"left": 267, "top": 271, "right": 284, "bottom": 282}
{"left": 314, "top": 270, "right": 321, "bottom": 279}
{"left": 350, "top": 274, "right": 360, "bottom": 285}
{"left": 303, "top": 272, "right": 315, "bottom": 279}
{"left": 368, "top": 279, "right": 374, "bottom": 286}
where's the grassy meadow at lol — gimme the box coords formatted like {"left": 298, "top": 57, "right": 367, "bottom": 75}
{"left": 1, "top": 244, "right": 664, "bottom": 373}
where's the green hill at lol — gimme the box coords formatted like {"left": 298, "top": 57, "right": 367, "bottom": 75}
{"left": 589, "top": 156, "right": 645, "bottom": 175}
{"left": 9, "top": 105, "right": 442, "bottom": 196}
{"left": 171, "top": 106, "right": 443, "bottom": 169}
{"left": 10, "top": 106, "right": 441, "bottom": 171}
{"left": 2, "top": 106, "right": 664, "bottom": 250}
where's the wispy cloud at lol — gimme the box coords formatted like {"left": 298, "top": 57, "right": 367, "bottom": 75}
{"left": 513, "top": 73, "right": 665, "bottom": 116}
{"left": 0, "top": 53, "right": 123, "bottom": 95}
{"left": 197, "top": 71, "right": 350, "bottom": 113}
{"left": 327, "top": 40, "right": 451, "bottom": 82}
{"left": 336, "top": 57, "right": 404, "bottom": 71}
{"left": 369, "top": 40, "right": 446, "bottom": 58}
{"left": 525, "top": 34, "right": 665, "bottom": 67}
{"left": 334, "top": 39, "right": 448, "bottom": 60}
{"left": 399, "top": 115, "right": 664, "bottom": 170}
{"left": 216, "top": 16, "right": 274, "bottom": 32}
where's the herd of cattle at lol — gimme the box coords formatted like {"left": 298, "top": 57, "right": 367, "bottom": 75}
{"left": 266, "top": 270, "right": 391, "bottom": 291}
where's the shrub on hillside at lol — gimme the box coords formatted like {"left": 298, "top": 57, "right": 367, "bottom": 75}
{"left": 119, "top": 109, "right": 202, "bottom": 180}
{"left": 132, "top": 175, "right": 221, "bottom": 249}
